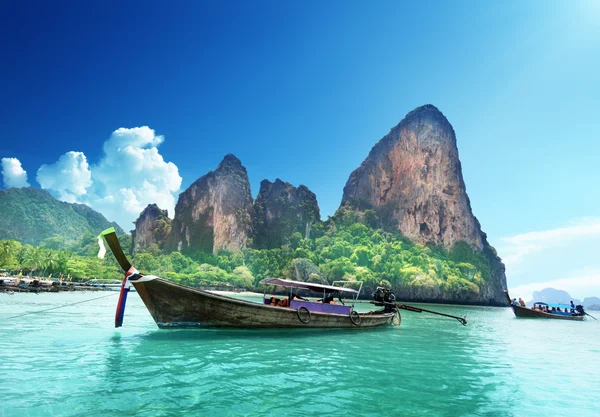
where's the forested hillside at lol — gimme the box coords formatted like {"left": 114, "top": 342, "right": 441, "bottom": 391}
{"left": 1, "top": 207, "right": 494, "bottom": 304}
{"left": 0, "top": 187, "right": 124, "bottom": 245}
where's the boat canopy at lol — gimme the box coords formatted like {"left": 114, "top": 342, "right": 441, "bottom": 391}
{"left": 533, "top": 301, "right": 571, "bottom": 308}
{"left": 260, "top": 278, "right": 360, "bottom": 294}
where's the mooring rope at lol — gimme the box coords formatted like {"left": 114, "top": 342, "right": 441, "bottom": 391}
{"left": 4, "top": 292, "right": 119, "bottom": 319}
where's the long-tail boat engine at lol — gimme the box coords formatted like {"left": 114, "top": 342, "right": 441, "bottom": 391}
{"left": 371, "top": 286, "right": 468, "bottom": 325}
{"left": 372, "top": 287, "right": 397, "bottom": 313}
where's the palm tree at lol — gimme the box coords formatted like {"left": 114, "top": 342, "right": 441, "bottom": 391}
{"left": 0, "top": 240, "right": 19, "bottom": 266}
{"left": 22, "top": 247, "right": 43, "bottom": 274}
{"left": 42, "top": 250, "right": 59, "bottom": 275}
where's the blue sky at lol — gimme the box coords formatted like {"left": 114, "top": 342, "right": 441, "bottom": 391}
{"left": 1, "top": 1, "right": 599, "bottom": 298}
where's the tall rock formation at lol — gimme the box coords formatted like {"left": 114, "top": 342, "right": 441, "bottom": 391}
{"left": 340, "top": 104, "right": 506, "bottom": 305}
{"left": 168, "top": 154, "right": 253, "bottom": 255}
{"left": 132, "top": 204, "right": 171, "bottom": 253}
{"left": 252, "top": 179, "right": 320, "bottom": 249}
{"left": 342, "top": 104, "right": 482, "bottom": 248}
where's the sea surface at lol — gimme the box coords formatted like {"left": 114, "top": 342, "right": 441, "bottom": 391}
{"left": 1, "top": 292, "right": 598, "bottom": 417}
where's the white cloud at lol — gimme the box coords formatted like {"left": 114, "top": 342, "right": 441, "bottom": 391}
{"left": 1, "top": 157, "right": 30, "bottom": 188}
{"left": 88, "top": 127, "right": 182, "bottom": 230}
{"left": 499, "top": 218, "right": 600, "bottom": 301}
{"left": 509, "top": 268, "right": 600, "bottom": 301}
{"left": 36, "top": 152, "right": 92, "bottom": 203}
{"left": 37, "top": 126, "right": 182, "bottom": 231}
{"left": 499, "top": 218, "right": 600, "bottom": 269}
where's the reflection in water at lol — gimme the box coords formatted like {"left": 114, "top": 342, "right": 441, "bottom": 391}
{"left": 108, "top": 307, "right": 517, "bottom": 416}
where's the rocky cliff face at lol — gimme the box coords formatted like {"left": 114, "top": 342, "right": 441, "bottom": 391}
{"left": 342, "top": 104, "right": 484, "bottom": 249}
{"left": 168, "top": 154, "right": 253, "bottom": 255}
{"left": 132, "top": 204, "right": 171, "bottom": 254}
{"left": 252, "top": 179, "right": 320, "bottom": 249}
{"left": 340, "top": 104, "right": 506, "bottom": 305}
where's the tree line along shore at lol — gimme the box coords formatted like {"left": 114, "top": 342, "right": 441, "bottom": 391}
{"left": 0, "top": 209, "right": 494, "bottom": 300}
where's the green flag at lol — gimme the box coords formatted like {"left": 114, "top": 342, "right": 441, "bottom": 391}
{"left": 97, "top": 227, "right": 116, "bottom": 259}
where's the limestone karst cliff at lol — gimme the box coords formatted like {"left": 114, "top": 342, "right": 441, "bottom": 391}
{"left": 128, "top": 105, "right": 507, "bottom": 305}
{"left": 340, "top": 104, "right": 506, "bottom": 304}
{"left": 252, "top": 179, "right": 320, "bottom": 249}
{"left": 168, "top": 154, "right": 253, "bottom": 255}
{"left": 341, "top": 104, "right": 484, "bottom": 249}
{"left": 132, "top": 204, "right": 171, "bottom": 254}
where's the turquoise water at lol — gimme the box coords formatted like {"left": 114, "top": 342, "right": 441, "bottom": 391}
{"left": 1, "top": 292, "right": 599, "bottom": 417}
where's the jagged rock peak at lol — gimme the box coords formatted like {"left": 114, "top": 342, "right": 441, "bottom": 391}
{"left": 132, "top": 204, "right": 171, "bottom": 254}
{"left": 168, "top": 155, "right": 253, "bottom": 255}
{"left": 258, "top": 178, "right": 307, "bottom": 192}
{"left": 401, "top": 104, "right": 452, "bottom": 128}
{"left": 374, "top": 104, "right": 456, "bottom": 156}
{"left": 218, "top": 153, "right": 243, "bottom": 169}
{"left": 139, "top": 203, "right": 168, "bottom": 218}
{"left": 340, "top": 104, "right": 507, "bottom": 305}
{"left": 341, "top": 103, "right": 482, "bottom": 250}
{"left": 252, "top": 178, "right": 320, "bottom": 249}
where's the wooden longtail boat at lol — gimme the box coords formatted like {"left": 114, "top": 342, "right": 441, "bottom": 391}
{"left": 98, "top": 228, "right": 468, "bottom": 329}
{"left": 132, "top": 276, "right": 395, "bottom": 329}
{"left": 99, "top": 229, "right": 396, "bottom": 329}
{"left": 504, "top": 291, "right": 585, "bottom": 321}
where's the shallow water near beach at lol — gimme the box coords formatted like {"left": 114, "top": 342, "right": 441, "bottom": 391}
{"left": 1, "top": 292, "right": 599, "bottom": 417}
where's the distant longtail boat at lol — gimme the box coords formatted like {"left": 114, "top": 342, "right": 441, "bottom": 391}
{"left": 504, "top": 291, "right": 586, "bottom": 321}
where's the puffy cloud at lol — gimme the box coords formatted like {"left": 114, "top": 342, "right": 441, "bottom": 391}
{"left": 1, "top": 157, "right": 30, "bottom": 188}
{"left": 88, "top": 126, "right": 182, "bottom": 230}
{"left": 37, "top": 126, "right": 182, "bottom": 231}
{"left": 36, "top": 152, "right": 92, "bottom": 202}
{"left": 102, "top": 126, "right": 164, "bottom": 155}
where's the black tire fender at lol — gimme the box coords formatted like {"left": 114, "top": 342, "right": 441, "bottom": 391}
{"left": 297, "top": 306, "right": 311, "bottom": 324}
{"left": 350, "top": 310, "right": 361, "bottom": 325}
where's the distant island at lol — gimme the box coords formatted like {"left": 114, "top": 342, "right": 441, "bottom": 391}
{"left": 0, "top": 105, "right": 507, "bottom": 305}
{"left": 526, "top": 288, "right": 600, "bottom": 311}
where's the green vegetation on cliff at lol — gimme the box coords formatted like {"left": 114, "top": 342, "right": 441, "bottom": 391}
{"left": 159, "top": 207, "right": 491, "bottom": 296}
{"left": 0, "top": 206, "right": 492, "bottom": 298}
{"left": 0, "top": 187, "right": 124, "bottom": 246}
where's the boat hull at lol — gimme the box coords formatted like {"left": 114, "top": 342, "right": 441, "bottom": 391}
{"left": 504, "top": 291, "right": 584, "bottom": 321}
{"left": 510, "top": 305, "right": 584, "bottom": 321}
{"left": 133, "top": 278, "right": 395, "bottom": 329}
